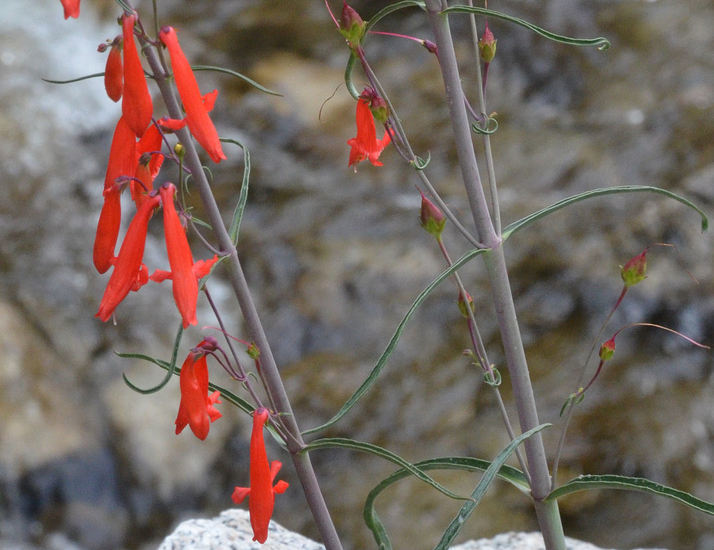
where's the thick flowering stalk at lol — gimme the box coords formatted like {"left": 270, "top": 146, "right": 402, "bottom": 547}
{"left": 93, "top": 117, "right": 137, "bottom": 273}
{"left": 149, "top": 184, "right": 219, "bottom": 328}
{"left": 121, "top": 14, "right": 153, "bottom": 138}
{"left": 175, "top": 342, "right": 222, "bottom": 440}
{"left": 347, "top": 93, "right": 391, "bottom": 168}
{"left": 59, "top": 0, "right": 80, "bottom": 19}
{"left": 95, "top": 194, "right": 160, "bottom": 322}
{"left": 231, "top": 408, "right": 289, "bottom": 544}
{"left": 158, "top": 26, "right": 226, "bottom": 163}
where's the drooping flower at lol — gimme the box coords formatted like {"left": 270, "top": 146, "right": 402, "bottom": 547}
{"left": 158, "top": 26, "right": 226, "bottom": 163}
{"left": 231, "top": 408, "right": 289, "bottom": 544}
{"left": 347, "top": 92, "right": 391, "bottom": 169}
{"left": 121, "top": 14, "right": 153, "bottom": 138}
{"left": 149, "top": 184, "right": 219, "bottom": 327}
{"left": 93, "top": 117, "right": 137, "bottom": 274}
{"left": 103, "top": 37, "right": 123, "bottom": 102}
{"left": 95, "top": 194, "right": 160, "bottom": 322}
{"left": 59, "top": 0, "right": 80, "bottom": 19}
{"left": 175, "top": 341, "right": 221, "bottom": 440}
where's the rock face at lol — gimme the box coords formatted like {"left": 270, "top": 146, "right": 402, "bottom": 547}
{"left": 1, "top": 0, "right": 712, "bottom": 549}
{"left": 159, "top": 510, "right": 668, "bottom": 550}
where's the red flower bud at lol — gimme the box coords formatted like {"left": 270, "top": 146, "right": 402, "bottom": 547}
{"left": 599, "top": 337, "right": 616, "bottom": 361}
{"left": 478, "top": 23, "right": 497, "bottom": 63}
{"left": 458, "top": 291, "right": 475, "bottom": 318}
{"left": 339, "top": 2, "right": 366, "bottom": 49}
{"left": 104, "top": 37, "right": 123, "bottom": 102}
{"left": 620, "top": 248, "right": 648, "bottom": 287}
{"left": 419, "top": 190, "right": 446, "bottom": 238}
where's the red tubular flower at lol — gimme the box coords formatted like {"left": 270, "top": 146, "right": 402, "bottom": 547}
{"left": 59, "top": 0, "right": 80, "bottom": 19}
{"left": 231, "top": 408, "right": 289, "bottom": 544}
{"left": 347, "top": 96, "right": 391, "bottom": 169}
{"left": 93, "top": 186, "right": 122, "bottom": 275}
{"left": 158, "top": 26, "right": 226, "bottom": 163}
{"left": 155, "top": 184, "right": 200, "bottom": 328}
{"left": 95, "top": 194, "right": 160, "bottom": 322}
{"left": 93, "top": 117, "right": 137, "bottom": 273}
{"left": 122, "top": 14, "right": 153, "bottom": 138}
{"left": 104, "top": 38, "right": 123, "bottom": 102}
{"left": 175, "top": 346, "right": 221, "bottom": 440}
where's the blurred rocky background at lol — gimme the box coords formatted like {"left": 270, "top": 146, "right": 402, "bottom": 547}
{"left": 0, "top": 0, "right": 711, "bottom": 549}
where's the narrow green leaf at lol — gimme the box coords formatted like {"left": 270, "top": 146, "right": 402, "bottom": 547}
{"left": 434, "top": 424, "right": 550, "bottom": 550}
{"left": 502, "top": 185, "right": 709, "bottom": 241}
{"left": 219, "top": 138, "right": 251, "bottom": 244}
{"left": 442, "top": 6, "right": 610, "bottom": 51}
{"left": 42, "top": 72, "right": 104, "bottom": 85}
{"left": 303, "top": 438, "right": 468, "bottom": 502}
{"left": 365, "top": 1, "right": 426, "bottom": 34}
{"left": 363, "top": 457, "right": 530, "bottom": 550}
{"left": 547, "top": 474, "right": 714, "bottom": 515}
{"left": 118, "top": 324, "right": 183, "bottom": 394}
{"left": 302, "top": 248, "right": 487, "bottom": 436}
{"left": 192, "top": 65, "right": 282, "bottom": 96}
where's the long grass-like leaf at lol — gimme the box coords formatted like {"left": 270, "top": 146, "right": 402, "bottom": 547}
{"left": 302, "top": 248, "right": 487, "bottom": 436}
{"left": 191, "top": 65, "right": 282, "bottom": 96}
{"left": 433, "top": 424, "right": 550, "bottom": 550}
{"left": 547, "top": 474, "right": 714, "bottom": 515}
{"left": 442, "top": 6, "right": 610, "bottom": 50}
{"left": 220, "top": 138, "right": 251, "bottom": 244}
{"left": 364, "top": 457, "right": 529, "bottom": 550}
{"left": 42, "top": 73, "right": 104, "bottom": 84}
{"left": 502, "top": 185, "right": 709, "bottom": 240}
{"left": 304, "top": 438, "right": 469, "bottom": 502}
{"left": 119, "top": 324, "right": 183, "bottom": 394}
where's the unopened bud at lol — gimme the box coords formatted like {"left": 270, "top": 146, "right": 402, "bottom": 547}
{"left": 339, "top": 2, "right": 366, "bottom": 49}
{"left": 478, "top": 23, "right": 497, "bottom": 63}
{"left": 174, "top": 143, "right": 185, "bottom": 159}
{"left": 599, "top": 337, "right": 616, "bottom": 361}
{"left": 620, "top": 248, "right": 648, "bottom": 287}
{"left": 458, "top": 291, "right": 475, "bottom": 318}
{"left": 419, "top": 190, "right": 446, "bottom": 238}
{"left": 422, "top": 39, "right": 438, "bottom": 55}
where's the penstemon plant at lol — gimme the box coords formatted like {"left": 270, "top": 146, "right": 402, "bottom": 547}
{"left": 49, "top": 1, "right": 712, "bottom": 549}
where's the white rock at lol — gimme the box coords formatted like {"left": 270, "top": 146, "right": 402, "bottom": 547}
{"left": 158, "top": 509, "right": 668, "bottom": 550}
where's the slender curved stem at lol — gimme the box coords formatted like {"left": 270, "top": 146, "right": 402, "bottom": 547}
{"left": 424, "top": 2, "right": 565, "bottom": 548}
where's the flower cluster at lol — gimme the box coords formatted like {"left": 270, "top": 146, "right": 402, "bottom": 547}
{"left": 91, "top": 15, "right": 223, "bottom": 328}
{"left": 63, "top": 7, "right": 291, "bottom": 543}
